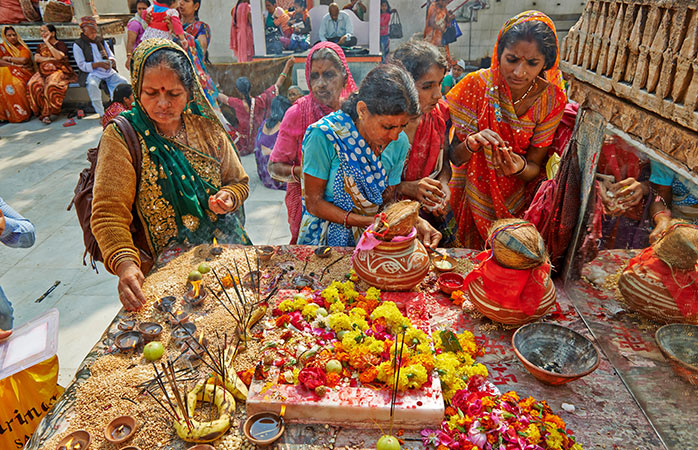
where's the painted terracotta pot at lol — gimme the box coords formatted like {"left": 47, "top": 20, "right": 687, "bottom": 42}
{"left": 467, "top": 274, "right": 556, "bottom": 326}
{"left": 618, "top": 265, "right": 698, "bottom": 324}
{"left": 352, "top": 234, "right": 429, "bottom": 291}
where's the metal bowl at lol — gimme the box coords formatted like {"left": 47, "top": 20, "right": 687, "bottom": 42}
{"left": 512, "top": 323, "right": 600, "bottom": 385}
{"left": 655, "top": 324, "right": 698, "bottom": 385}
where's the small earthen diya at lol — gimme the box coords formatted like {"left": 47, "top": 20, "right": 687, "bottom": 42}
{"left": 115, "top": 331, "right": 143, "bottom": 352}
{"left": 293, "top": 274, "right": 313, "bottom": 289}
{"left": 117, "top": 319, "right": 136, "bottom": 331}
{"left": 56, "top": 429, "right": 91, "bottom": 450}
{"left": 257, "top": 246, "right": 275, "bottom": 263}
{"left": 155, "top": 296, "right": 176, "bottom": 312}
{"left": 168, "top": 310, "right": 190, "bottom": 326}
{"left": 210, "top": 237, "right": 223, "bottom": 256}
{"left": 136, "top": 322, "right": 163, "bottom": 342}
{"left": 104, "top": 415, "right": 137, "bottom": 445}
{"left": 171, "top": 322, "right": 197, "bottom": 341}
{"left": 184, "top": 280, "right": 208, "bottom": 307}
{"left": 244, "top": 412, "right": 285, "bottom": 446}
{"left": 314, "top": 246, "right": 332, "bottom": 258}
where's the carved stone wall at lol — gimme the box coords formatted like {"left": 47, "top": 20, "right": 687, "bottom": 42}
{"left": 560, "top": 0, "right": 698, "bottom": 133}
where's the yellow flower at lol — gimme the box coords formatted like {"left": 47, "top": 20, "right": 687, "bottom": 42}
{"left": 278, "top": 296, "right": 308, "bottom": 312}
{"left": 327, "top": 313, "right": 352, "bottom": 333}
{"left": 301, "top": 303, "right": 319, "bottom": 320}
{"left": 365, "top": 287, "right": 381, "bottom": 301}
{"left": 330, "top": 300, "right": 346, "bottom": 314}
{"left": 545, "top": 427, "right": 564, "bottom": 450}
{"left": 524, "top": 424, "right": 541, "bottom": 444}
{"left": 370, "top": 301, "right": 411, "bottom": 333}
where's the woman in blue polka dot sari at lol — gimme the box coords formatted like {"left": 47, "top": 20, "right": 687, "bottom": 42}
{"left": 298, "top": 64, "right": 443, "bottom": 247}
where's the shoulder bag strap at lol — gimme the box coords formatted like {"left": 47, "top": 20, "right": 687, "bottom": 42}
{"left": 111, "top": 115, "right": 142, "bottom": 187}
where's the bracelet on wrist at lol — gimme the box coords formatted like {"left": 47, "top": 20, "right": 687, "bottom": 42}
{"left": 513, "top": 156, "right": 528, "bottom": 176}
{"left": 343, "top": 210, "right": 352, "bottom": 229}
{"left": 652, "top": 209, "right": 671, "bottom": 223}
{"left": 464, "top": 133, "right": 478, "bottom": 153}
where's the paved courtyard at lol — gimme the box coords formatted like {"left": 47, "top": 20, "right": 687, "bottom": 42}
{"left": 0, "top": 115, "right": 290, "bottom": 385}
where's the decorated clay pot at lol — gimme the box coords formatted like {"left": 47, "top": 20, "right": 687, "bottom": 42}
{"left": 618, "top": 264, "right": 698, "bottom": 325}
{"left": 467, "top": 274, "right": 556, "bottom": 326}
{"left": 352, "top": 234, "right": 429, "bottom": 291}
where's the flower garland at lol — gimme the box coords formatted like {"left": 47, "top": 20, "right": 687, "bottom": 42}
{"left": 269, "top": 281, "right": 435, "bottom": 394}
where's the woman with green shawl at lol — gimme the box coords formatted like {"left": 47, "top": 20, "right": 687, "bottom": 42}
{"left": 91, "top": 39, "right": 251, "bottom": 311}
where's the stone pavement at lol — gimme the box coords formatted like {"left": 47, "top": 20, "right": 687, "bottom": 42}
{"left": 0, "top": 115, "right": 290, "bottom": 386}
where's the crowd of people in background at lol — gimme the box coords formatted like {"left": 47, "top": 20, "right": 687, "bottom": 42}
{"left": 1, "top": 0, "right": 607, "bottom": 309}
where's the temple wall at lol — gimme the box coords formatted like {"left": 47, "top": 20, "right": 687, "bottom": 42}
{"left": 561, "top": 0, "right": 698, "bottom": 171}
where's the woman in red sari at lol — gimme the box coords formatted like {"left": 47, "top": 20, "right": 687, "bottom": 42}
{"left": 27, "top": 25, "right": 78, "bottom": 124}
{"left": 268, "top": 42, "right": 357, "bottom": 244}
{"left": 446, "top": 11, "right": 566, "bottom": 248}
{"left": 391, "top": 40, "right": 458, "bottom": 246}
{"left": 230, "top": 0, "right": 254, "bottom": 62}
{"left": 0, "top": 26, "right": 34, "bottom": 123}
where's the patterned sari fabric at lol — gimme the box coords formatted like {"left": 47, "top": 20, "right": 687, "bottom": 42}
{"left": 269, "top": 42, "right": 357, "bottom": 244}
{"left": 27, "top": 41, "right": 77, "bottom": 120}
{"left": 226, "top": 84, "right": 278, "bottom": 156}
{"left": 230, "top": 2, "right": 254, "bottom": 63}
{"left": 446, "top": 11, "right": 566, "bottom": 248}
{"left": 0, "top": 29, "right": 33, "bottom": 123}
{"left": 298, "top": 111, "right": 388, "bottom": 246}
{"left": 124, "top": 39, "right": 250, "bottom": 256}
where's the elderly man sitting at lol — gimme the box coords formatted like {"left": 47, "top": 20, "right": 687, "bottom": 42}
{"left": 73, "top": 16, "right": 128, "bottom": 118}
{"left": 319, "top": 2, "right": 357, "bottom": 46}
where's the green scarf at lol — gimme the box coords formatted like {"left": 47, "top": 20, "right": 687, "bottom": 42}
{"left": 123, "top": 38, "right": 250, "bottom": 249}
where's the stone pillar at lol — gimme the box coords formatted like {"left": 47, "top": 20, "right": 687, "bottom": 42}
{"left": 368, "top": 0, "right": 379, "bottom": 55}
{"left": 251, "top": 0, "right": 266, "bottom": 57}
{"left": 71, "top": 0, "right": 98, "bottom": 20}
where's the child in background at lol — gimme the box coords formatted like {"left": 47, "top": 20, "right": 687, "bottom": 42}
{"left": 380, "top": 0, "right": 392, "bottom": 62}
{"left": 102, "top": 83, "right": 134, "bottom": 128}
{"left": 141, "top": 0, "right": 188, "bottom": 50}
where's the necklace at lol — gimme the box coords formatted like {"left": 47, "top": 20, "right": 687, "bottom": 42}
{"left": 512, "top": 79, "right": 536, "bottom": 106}
{"left": 161, "top": 121, "right": 186, "bottom": 142}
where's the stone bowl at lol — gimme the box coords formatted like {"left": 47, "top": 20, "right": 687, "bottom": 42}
{"left": 512, "top": 323, "right": 600, "bottom": 385}
{"left": 655, "top": 324, "right": 698, "bottom": 385}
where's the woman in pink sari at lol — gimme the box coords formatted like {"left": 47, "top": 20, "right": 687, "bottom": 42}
{"left": 268, "top": 42, "right": 357, "bottom": 244}
{"left": 230, "top": 0, "right": 254, "bottom": 62}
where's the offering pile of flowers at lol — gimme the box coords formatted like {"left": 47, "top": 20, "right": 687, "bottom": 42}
{"left": 260, "top": 281, "right": 486, "bottom": 395}
{"left": 423, "top": 377, "right": 583, "bottom": 450}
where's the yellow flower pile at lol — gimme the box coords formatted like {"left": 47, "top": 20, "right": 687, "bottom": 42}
{"left": 432, "top": 330, "right": 489, "bottom": 401}
{"left": 278, "top": 294, "right": 308, "bottom": 312}
{"left": 370, "top": 301, "right": 411, "bottom": 333}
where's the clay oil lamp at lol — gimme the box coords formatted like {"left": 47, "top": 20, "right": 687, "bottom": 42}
{"left": 115, "top": 331, "right": 143, "bottom": 353}
{"left": 171, "top": 322, "right": 197, "bottom": 343}
{"left": 257, "top": 246, "right": 275, "bottom": 263}
{"left": 155, "top": 296, "right": 176, "bottom": 313}
{"left": 210, "top": 237, "right": 223, "bottom": 256}
{"left": 104, "top": 415, "right": 137, "bottom": 445}
{"left": 119, "top": 447, "right": 142, "bottom": 450}
{"left": 188, "top": 445, "right": 215, "bottom": 450}
{"left": 314, "top": 246, "right": 332, "bottom": 259}
{"left": 292, "top": 274, "right": 313, "bottom": 290}
{"left": 56, "top": 430, "right": 91, "bottom": 450}
{"left": 168, "top": 309, "right": 189, "bottom": 326}
{"left": 136, "top": 322, "right": 163, "bottom": 342}
{"left": 184, "top": 280, "right": 208, "bottom": 307}
{"left": 117, "top": 319, "right": 136, "bottom": 332}
{"left": 244, "top": 411, "right": 285, "bottom": 446}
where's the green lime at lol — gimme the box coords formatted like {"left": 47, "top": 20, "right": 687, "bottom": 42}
{"left": 197, "top": 263, "right": 211, "bottom": 274}
{"left": 143, "top": 341, "right": 164, "bottom": 362}
{"left": 188, "top": 270, "right": 203, "bottom": 281}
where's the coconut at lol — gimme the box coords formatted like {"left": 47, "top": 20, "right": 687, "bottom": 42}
{"left": 488, "top": 219, "right": 548, "bottom": 270}
{"left": 372, "top": 200, "right": 420, "bottom": 240}
{"left": 653, "top": 221, "right": 698, "bottom": 270}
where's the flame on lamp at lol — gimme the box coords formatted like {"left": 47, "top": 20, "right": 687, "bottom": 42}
{"left": 191, "top": 279, "right": 202, "bottom": 298}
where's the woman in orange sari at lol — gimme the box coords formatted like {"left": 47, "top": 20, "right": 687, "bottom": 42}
{"left": 446, "top": 11, "right": 566, "bottom": 248}
{"left": 0, "top": 26, "right": 33, "bottom": 123}
{"left": 27, "top": 25, "right": 78, "bottom": 124}
{"left": 424, "top": 0, "right": 453, "bottom": 63}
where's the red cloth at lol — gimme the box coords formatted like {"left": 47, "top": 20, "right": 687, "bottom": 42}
{"left": 402, "top": 100, "right": 449, "bottom": 182}
{"left": 627, "top": 247, "right": 698, "bottom": 317}
{"left": 101, "top": 102, "right": 127, "bottom": 129}
{"left": 0, "top": 0, "right": 27, "bottom": 24}
{"left": 230, "top": 2, "right": 254, "bottom": 62}
{"left": 464, "top": 249, "right": 551, "bottom": 315}
{"left": 227, "top": 84, "right": 278, "bottom": 156}
{"left": 269, "top": 42, "right": 357, "bottom": 244}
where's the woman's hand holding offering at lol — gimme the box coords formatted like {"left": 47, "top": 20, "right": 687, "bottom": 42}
{"left": 415, "top": 217, "right": 442, "bottom": 249}
{"left": 611, "top": 178, "right": 645, "bottom": 209}
{"left": 494, "top": 145, "right": 526, "bottom": 177}
{"left": 208, "top": 190, "right": 236, "bottom": 214}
